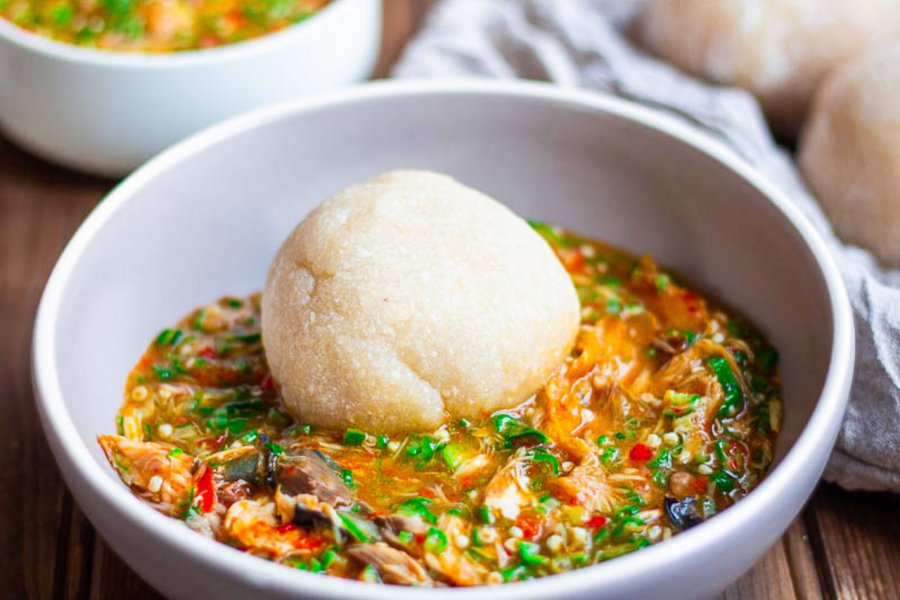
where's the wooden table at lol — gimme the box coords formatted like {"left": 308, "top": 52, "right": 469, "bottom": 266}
{"left": 2, "top": 3, "right": 899, "bottom": 598}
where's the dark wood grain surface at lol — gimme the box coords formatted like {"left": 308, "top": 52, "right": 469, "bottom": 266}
{"left": 2, "top": 2, "right": 899, "bottom": 598}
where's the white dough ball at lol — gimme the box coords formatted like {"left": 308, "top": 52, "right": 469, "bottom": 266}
{"left": 262, "top": 170, "right": 580, "bottom": 433}
{"left": 635, "top": 0, "right": 900, "bottom": 137}
{"left": 799, "top": 44, "right": 900, "bottom": 267}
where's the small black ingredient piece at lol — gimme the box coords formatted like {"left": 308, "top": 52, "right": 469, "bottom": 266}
{"left": 664, "top": 496, "right": 705, "bottom": 531}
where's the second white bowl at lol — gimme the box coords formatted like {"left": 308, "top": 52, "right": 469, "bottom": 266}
{"left": 0, "top": 0, "right": 381, "bottom": 176}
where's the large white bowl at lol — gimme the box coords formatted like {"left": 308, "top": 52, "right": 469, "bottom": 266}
{"left": 0, "top": 0, "right": 381, "bottom": 176}
{"left": 33, "top": 81, "right": 854, "bottom": 600}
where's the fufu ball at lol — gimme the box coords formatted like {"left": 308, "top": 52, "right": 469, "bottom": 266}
{"left": 262, "top": 170, "right": 580, "bottom": 433}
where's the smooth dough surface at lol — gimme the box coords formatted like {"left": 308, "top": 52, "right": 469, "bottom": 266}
{"left": 635, "top": 0, "right": 900, "bottom": 137}
{"left": 799, "top": 44, "right": 900, "bottom": 267}
{"left": 262, "top": 170, "right": 580, "bottom": 433}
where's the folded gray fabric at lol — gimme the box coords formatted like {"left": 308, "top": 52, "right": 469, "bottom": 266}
{"left": 393, "top": 0, "right": 900, "bottom": 493}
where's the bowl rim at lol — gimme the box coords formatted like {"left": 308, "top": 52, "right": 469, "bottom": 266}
{"left": 32, "top": 79, "right": 854, "bottom": 599}
{"left": 0, "top": 0, "right": 362, "bottom": 68}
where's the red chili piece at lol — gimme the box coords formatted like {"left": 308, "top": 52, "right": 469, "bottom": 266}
{"left": 195, "top": 466, "right": 216, "bottom": 513}
{"left": 276, "top": 522, "right": 298, "bottom": 535}
{"left": 586, "top": 515, "right": 608, "bottom": 528}
{"left": 629, "top": 443, "right": 653, "bottom": 461}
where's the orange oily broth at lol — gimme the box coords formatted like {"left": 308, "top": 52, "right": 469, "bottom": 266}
{"left": 104, "top": 223, "right": 781, "bottom": 585}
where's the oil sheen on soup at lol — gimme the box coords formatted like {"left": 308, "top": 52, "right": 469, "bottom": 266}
{"left": 99, "top": 223, "right": 782, "bottom": 586}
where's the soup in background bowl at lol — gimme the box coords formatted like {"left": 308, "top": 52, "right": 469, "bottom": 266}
{"left": 0, "top": 0, "right": 380, "bottom": 176}
{"left": 32, "top": 81, "right": 853, "bottom": 600}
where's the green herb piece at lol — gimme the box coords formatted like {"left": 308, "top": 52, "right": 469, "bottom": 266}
{"left": 375, "top": 434, "right": 390, "bottom": 449}
{"left": 341, "top": 469, "right": 355, "bottom": 489}
{"left": 710, "top": 470, "right": 735, "bottom": 493}
{"left": 527, "top": 220, "right": 572, "bottom": 248}
{"left": 343, "top": 429, "right": 366, "bottom": 446}
{"left": 285, "top": 423, "right": 311, "bottom": 437}
{"left": 441, "top": 444, "right": 466, "bottom": 470}
{"left": 49, "top": 4, "right": 74, "bottom": 25}
{"left": 530, "top": 449, "right": 560, "bottom": 475}
{"left": 116, "top": 415, "right": 124, "bottom": 435}
{"left": 424, "top": 527, "right": 448, "bottom": 553}
{"left": 605, "top": 297, "right": 623, "bottom": 315}
{"left": 307, "top": 558, "right": 323, "bottom": 573}
{"left": 715, "top": 440, "right": 729, "bottom": 465}
{"left": 502, "top": 565, "right": 529, "bottom": 582}
{"left": 405, "top": 435, "right": 439, "bottom": 465}
{"left": 240, "top": 430, "right": 259, "bottom": 444}
{"left": 396, "top": 497, "right": 436, "bottom": 524}
{"left": 155, "top": 328, "right": 183, "bottom": 346}
{"left": 167, "top": 447, "right": 183, "bottom": 458}
{"left": 471, "top": 527, "right": 485, "bottom": 546}
{"left": 321, "top": 549, "right": 337, "bottom": 568}
{"left": 710, "top": 357, "right": 744, "bottom": 419}
{"left": 359, "top": 564, "right": 379, "bottom": 582}
{"left": 234, "top": 358, "right": 251, "bottom": 375}
{"left": 226, "top": 298, "right": 243, "bottom": 308}
{"left": 654, "top": 274, "right": 670, "bottom": 291}
{"left": 663, "top": 390, "right": 699, "bottom": 418}
{"left": 227, "top": 418, "right": 248, "bottom": 435}
{"left": 192, "top": 309, "right": 207, "bottom": 332}
{"left": 601, "top": 446, "right": 620, "bottom": 466}
{"left": 492, "top": 414, "right": 549, "bottom": 446}
{"left": 648, "top": 448, "right": 672, "bottom": 471}
{"left": 266, "top": 441, "right": 284, "bottom": 456}
{"left": 479, "top": 505, "right": 494, "bottom": 525}
{"left": 338, "top": 512, "right": 371, "bottom": 543}
{"left": 152, "top": 365, "right": 174, "bottom": 381}
{"left": 235, "top": 332, "right": 261, "bottom": 344}
{"left": 397, "top": 530, "right": 414, "bottom": 544}
{"left": 519, "top": 541, "right": 548, "bottom": 566}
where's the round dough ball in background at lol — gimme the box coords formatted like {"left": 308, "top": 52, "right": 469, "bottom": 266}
{"left": 634, "top": 0, "right": 900, "bottom": 138}
{"left": 799, "top": 44, "right": 900, "bottom": 267}
{"left": 262, "top": 170, "right": 581, "bottom": 434}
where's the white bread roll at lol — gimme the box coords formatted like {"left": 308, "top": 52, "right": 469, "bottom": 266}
{"left": 799, "top": 44, "right": 900, "bottom": 267}
{"left": 635, "top": 0, "right": 900, "bottom": 137}
{"left": 262, "top": 171, "right": 580, "bottom": 433}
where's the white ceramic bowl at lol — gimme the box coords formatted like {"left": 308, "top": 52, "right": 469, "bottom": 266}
{"left": 0, "top": 0, "right": 380, "bottom": 177}
{"left": 33, "top": 81, "right": 854, "bottom": 600}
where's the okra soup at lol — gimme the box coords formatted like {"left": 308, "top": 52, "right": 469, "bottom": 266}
{"left": 0, "top": 0, "right": 329, "bottom": 51}
{"left": 99, "top": 171, "right": 782, "bottom": 587}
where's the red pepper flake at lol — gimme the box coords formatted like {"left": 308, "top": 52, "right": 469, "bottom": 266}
{"left": 564, "top": 251, "right": 586, "bottom": 272}
{"left": 629, "top": 443, "right": 653, "bottom": 461}
{"left": 586, "top": 515, "right": 608, "bottom": 528}
{"left": 516, "top": 513, "right": 541, "bottom": 540}
{"left": 693, "top": 477, "right": 709, "bottom": 492}
{"left": 418, "top": 488, "right": 436, "bottom": 499}
{"left": 199, "top": 347, "right": 217, "bottom": 359}
{"left": 294, "top": 535, "right": 325, "bottom": 551}
{"left": 276, "top": 522, "right": 298, "bottom": 535}
{"left": 195, "top": 466, "right": 216, "bottom": 513}
{"left": 261, "top": 374, "right": 276, "bottom": 392}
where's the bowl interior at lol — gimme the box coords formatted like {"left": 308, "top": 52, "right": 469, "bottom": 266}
{"left": 51, "top": 87, "right": 833, "bottom": 476}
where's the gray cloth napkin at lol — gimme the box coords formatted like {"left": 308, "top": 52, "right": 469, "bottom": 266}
{"left": 392, "top": 0, "right": 900, "bottom": 493}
